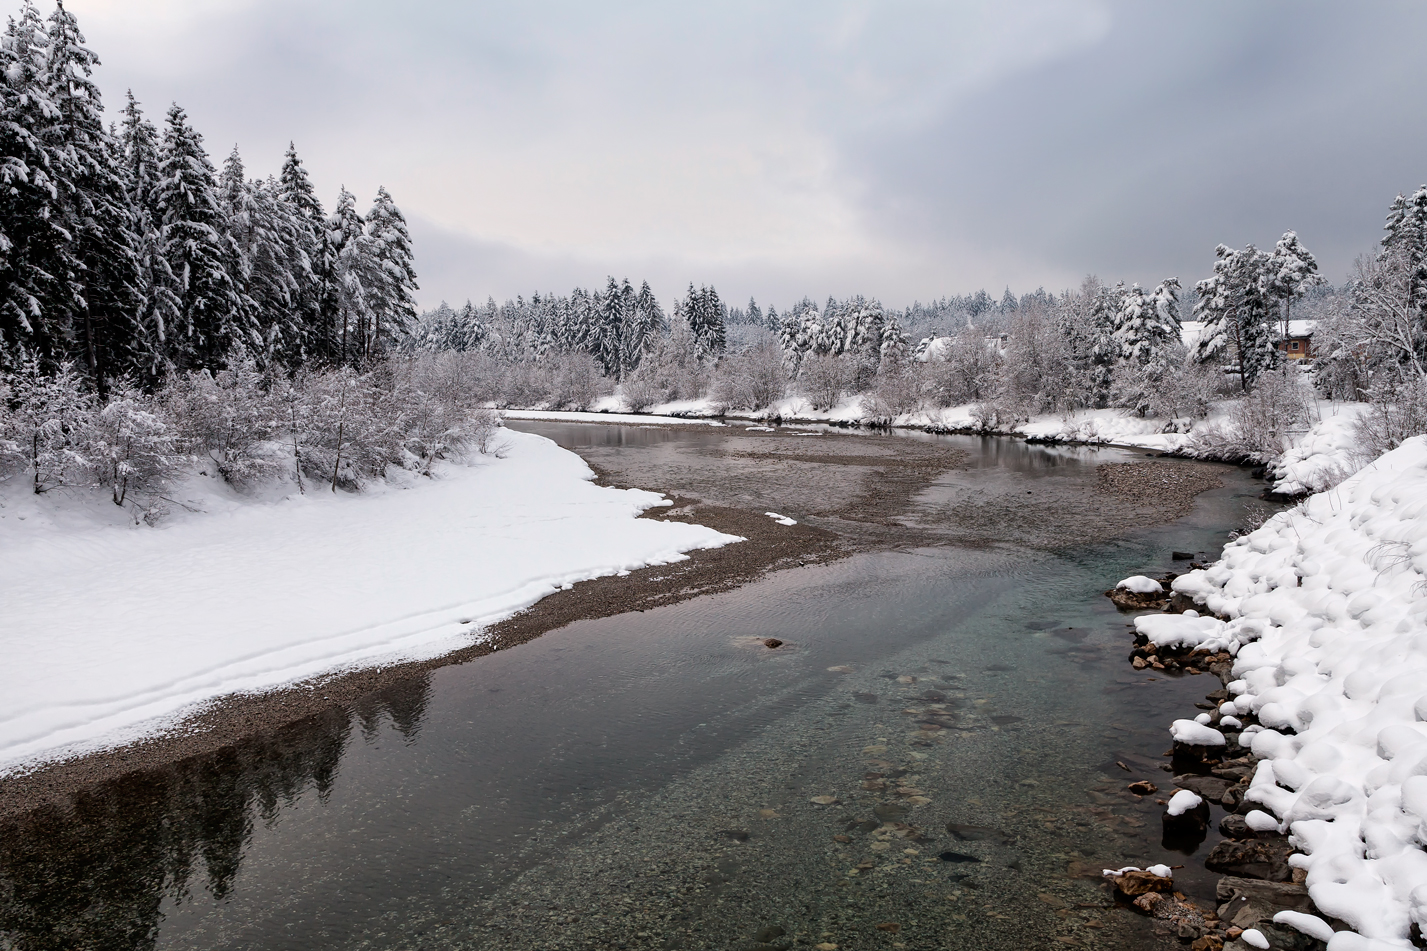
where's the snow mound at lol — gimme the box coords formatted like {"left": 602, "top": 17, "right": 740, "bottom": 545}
{"left": 1240, "top": 928, "right": 1270, "bottom": 949}
{"left": 1168, "top": 435, "right": 1427, "bottom": 945}
{"left": 1117, "top": 575, "right": 1165, "bottom": 595}
{"left": 1171, "top": 719, "right": 1227, "bottom": 747}
{"left": 0, "top": 430, "right": 742, "bottom": 775}
{"left": 1166, "top": 789, "right": 1204, "bottom": 816}
{"left": 764, "top": 512, "right": 797, "bottom": 526}
{"left": 1135, "top": 611, "right": 1238, "bottom": 653}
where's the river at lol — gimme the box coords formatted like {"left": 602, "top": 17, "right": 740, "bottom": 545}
{"left": 0, "top": 423, "right": 1270, "bottom": 951}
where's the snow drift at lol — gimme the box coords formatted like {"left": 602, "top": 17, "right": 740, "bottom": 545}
{"left": 0, "top": 429, "right": 740, "bottom": 775}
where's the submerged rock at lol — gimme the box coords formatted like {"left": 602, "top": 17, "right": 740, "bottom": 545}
{"left": 1204, "top": 838, "right": 1294, "bottom": 882}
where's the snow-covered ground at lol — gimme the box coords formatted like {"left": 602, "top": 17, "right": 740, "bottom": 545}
{"left": 1135, "top": 436, "right": 1427, "bottom": 948}
{"left": 0, "top": 429, "right": 740, "bottom": 775}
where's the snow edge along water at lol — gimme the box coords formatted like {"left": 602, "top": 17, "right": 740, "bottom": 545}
{"left": 0, "top": 429, "right": 743, "bottom": 779}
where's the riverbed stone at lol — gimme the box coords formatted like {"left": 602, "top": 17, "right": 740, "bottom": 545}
{"left": 1204, "top": 838, "right": 1294, "bottom": 881}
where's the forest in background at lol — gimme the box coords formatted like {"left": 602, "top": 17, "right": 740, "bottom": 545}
{"left": 3, "top": 0, "right": 1427, "bottom": 518}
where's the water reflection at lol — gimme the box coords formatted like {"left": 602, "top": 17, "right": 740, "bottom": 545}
{"left": 0, "top": 676, "right": 430, "bottom": 951}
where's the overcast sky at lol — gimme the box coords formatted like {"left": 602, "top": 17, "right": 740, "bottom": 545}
{"left": 66, "top": 0, "right": 1427, "bottom": 311}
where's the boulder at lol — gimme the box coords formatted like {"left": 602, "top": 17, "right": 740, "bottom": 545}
{"left": 1205, "top": 838, "right": 1295, "bottom": 882}
{"left": 1174, "top": 774, "right": 1235, "bottom": 802}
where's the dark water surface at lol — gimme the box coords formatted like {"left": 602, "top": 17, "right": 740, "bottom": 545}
{"left": 0, "top": 426, "right": 1267, "bottom": 951}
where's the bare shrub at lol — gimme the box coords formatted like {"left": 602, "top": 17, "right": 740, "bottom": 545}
{"left": 798, "top": 353, "right": 850, "bottom": 411}
{"left": 925, "top": 326, "right": 1001, "bottom": 407}
{"left": 1187, "top": 370, "right": 1310, "bottom": 462}
{"left": 1351, "top": 377, "right": 1427, "bottom": 465}
{"left": 1, "top": 357, "right": 96, "bottom": 493}
{"left": 865, "top": 359, "right": 924, "bottom": 420}
{"left": 714, "top": 333, "right": 786, "bottom": 412}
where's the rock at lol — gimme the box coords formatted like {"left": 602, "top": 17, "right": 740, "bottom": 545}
{"left": 809, "top": 796, "right": 839, "bottom": 805}
{"left": 1218, "top": 814, "right": 1271, "bottom": 840}
{"left": 1110, "top": 869, "right": 1173, "bottom": 897}
{"left": 754, "top": 925, "right": 787, "bottom": 942}
{"left": 1205, "top": 838, "right": 1294, "bottom": 882}
{"left": 1132, "top": 656, "right": 1148, "bottom": 670}
{"left": 875, "top": 923, "right": 901, "bottom": 933}
{"left": 874, "top": 802, "right": 910, "bottom": 820}
{"left": 1107, "top": 587, "right": 1169, "bottom": 611}
{"left": 1173, "top": 551, "right": 1197, "bottom": 560}
{"left": 1191, "top": 937, "right": 1224, "bottom": 951}
{"left": 1173, "top": 774, "right": 1235, "bottom": 801}
{"left": 763, "top": 638, "right": 783, "bottom": 649}
{"left": 938, "top": 851, "right": 981, "bottom": 863}
{"left": 1215, "top": 876, "right": 1314, "bottom": 925}
{"left": 1128, "top": 780, "right": 1158, "bottom": 795}
{"left": 945, "top": 822, "right": 1015, "bottom": 844}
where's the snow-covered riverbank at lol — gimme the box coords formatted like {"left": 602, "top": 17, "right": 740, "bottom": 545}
{"left": 0, "top": 429, "right": 740, "bottom": 776}
{"left": 1140, "top": 435, "right": 1427, "bottom": 949}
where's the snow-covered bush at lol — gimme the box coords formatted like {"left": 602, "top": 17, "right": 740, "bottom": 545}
{"left": 164, "top": 359, "right": 285, "bottom": 487}
{"left": 798, "top": 353, "right": 850, "bottom": 411}
{"left": 85, "top": 385, "right": 182, "bottom": 506}
{"left": 866, "top": 358, "right": 924, "bottom": 420}
{"left": 712, "top": 332, "right": 785, "bottom": 412}
{"left": 2, "top": 358, "right": 97, "bottom": 494}
{"left": 925, "top": 326, "right": 1001, "bottom": 407}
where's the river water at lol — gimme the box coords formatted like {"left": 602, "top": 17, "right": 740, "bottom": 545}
{"left": 0, "top": 425, "right": 1268, "bottom": 951}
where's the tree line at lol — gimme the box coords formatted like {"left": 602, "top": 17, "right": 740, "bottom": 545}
{"left": 0, "top": 1, "right": 418, "bottom": 395}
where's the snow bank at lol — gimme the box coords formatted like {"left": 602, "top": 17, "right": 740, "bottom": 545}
{"left": 1165, "top": 435, "right": 1427, "bottom": 946}
{"left": 501, "top": 409, "right": 724, "bottom": 426}
{"left": 1270, "top": 403, "right": 1369, "bottom": 496}
{"left": 0, "top": 429, "right": 740, "bottom": 774}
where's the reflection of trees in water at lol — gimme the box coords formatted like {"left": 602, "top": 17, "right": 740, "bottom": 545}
{"left": 0, "top": 674, "right": 431, "bottom": 951}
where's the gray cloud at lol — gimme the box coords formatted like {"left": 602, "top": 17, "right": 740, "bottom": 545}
{"left": 69, "top": 0, "right": 1427, "bottom": 309}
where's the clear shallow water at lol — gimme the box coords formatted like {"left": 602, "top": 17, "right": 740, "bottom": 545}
{"left": 0, "top": 428, "right": 1268, "bottom": 951}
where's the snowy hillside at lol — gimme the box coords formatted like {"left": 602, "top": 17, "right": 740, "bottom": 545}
{"left": 1144, "top": 436, "right": 1427, "bottom": 947}
{"left": 0, "top": 429, "right": 739, "bottom": 775}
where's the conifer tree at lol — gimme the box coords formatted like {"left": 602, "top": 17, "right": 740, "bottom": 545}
{"left": 363, "top": 185, "right": 418, "bottom": 360}
{"left": 1378, "top": 189, "right": 1427, "bottom": 358}
{"left": 153, "top": 103, "right": 246, "bottom": 370}
{"left": 279, "top": 143, "right": 337, "bottom": 362}
{"left": 1194, "top": 244, "right": 1276, "bottom": 391}
{"left": 118, "top": 92, "right": 175, "bottom": 379}
{"left": 0, "top": 3, "right": 67, "bottom": 367}
{"left": 328, "top": 185, "right": 375, "bottom": 365}
{"left": 41, "top": 2, "right": 142, "bottom": 394}
{"left": 1267, "top": 231, "right": 1323, "bottom": 338}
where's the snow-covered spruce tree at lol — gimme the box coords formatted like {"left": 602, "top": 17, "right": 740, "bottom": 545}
{"left": 119, "top": 92, "right": 178, "bottom": 382}
{"left": 817, "top": 296, "right": 847, "bottom": 356}
{"left": 219, "top": 148, "right": 310, "bottom": 367}
{"left": 1267, "top": 231, "right": 1323, "bottom": 338}
{"left": 41, "top": 3, "right": 143, "bottom": 397}
{"left": 328, "top": 186, "right": 378, "bottom": 365}
{"left": 620, "top": 280, "right": 663, "bottom": 375}
{"left": 279, "top": 143, "right": 339, "bottom": 363}
{"left": 154, "top": 104, "right": 248, "bottom": 372}
{"left": 1113, "top": 279, "right": 1182, "bottom": 416}
{"left": 879, "top": 309, "right": 909, "bottom": 364}
{"left": 363, "top": 186, "right": 418, "bottom": 360}
{"left": 0, "top": 3, "right": 67, "bottom": 371}
{"left": 682, "top": 284, "right": 725, "bottom": 358}
{"left": 1193, "top": 244, "right": 1276, "bottom": 391}
{"left": 592, "top": 276, "right": 627, "bottom": 377}
{"left": 1377, "top": 186, "right": 1427, "bottom": 365}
